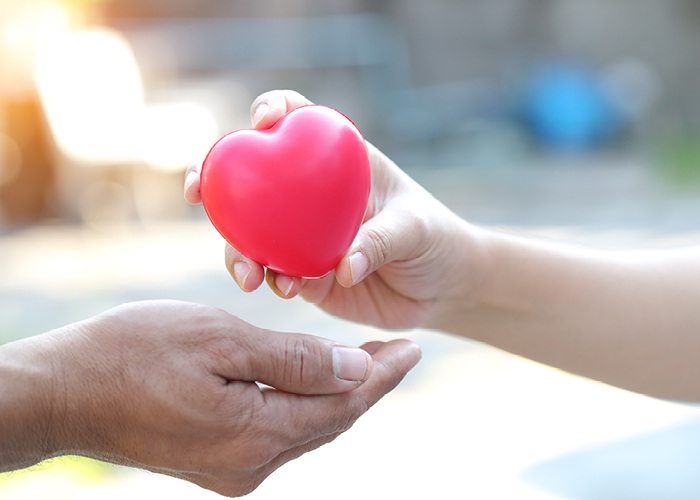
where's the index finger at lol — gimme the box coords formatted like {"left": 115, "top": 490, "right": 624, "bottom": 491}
{"left": 184, "top": 158, "right": 203, "bottom": 205}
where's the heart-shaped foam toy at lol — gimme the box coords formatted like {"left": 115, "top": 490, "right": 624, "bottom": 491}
{"left": 200, "top": 105, "right": 371, "bottom": 278}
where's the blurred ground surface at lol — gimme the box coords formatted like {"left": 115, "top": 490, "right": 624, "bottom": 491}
{"left": 3, "top": 158, "right": 700, "bottom": 499}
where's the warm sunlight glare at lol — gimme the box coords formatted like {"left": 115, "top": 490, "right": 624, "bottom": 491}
{"left": 1, "top": 1, "right": 71, "bottom": 94}
{"left": 34, "top": 28, "right": 218, "bottom": 171}
{"left": 34, "top": 28, "right": 144, "bottom": 163}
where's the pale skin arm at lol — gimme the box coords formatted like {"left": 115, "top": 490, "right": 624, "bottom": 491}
{"left": 185, "top": 89, "right": 700, "bottom": 403}
{"left": 0, "top": 300, "right": 421, "bottom": 497}
{"left": 437, "top": 227, "right": 700, "bottom": 402}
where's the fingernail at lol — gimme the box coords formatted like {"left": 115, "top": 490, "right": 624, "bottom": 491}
{"left": 233, "top": 262, "right": 251, "bottom": 289}
{"left": 276, "top": 274, "right": 294, "bottom": 296}
{"left": 348, "top": 252, "right": 368, "bottom": 285}
{"left": 333, "top": 346, "right": 371, "bottom": 382}
{"left": 252, "top": 103, "right": 270, "bottom": 127}
{"left": 184, "top": 171, "right": 197, "bottom": 196}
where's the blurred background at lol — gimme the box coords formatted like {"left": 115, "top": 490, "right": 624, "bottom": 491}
{"left": 4, "top": 0, "right": 700, "bottom": 499}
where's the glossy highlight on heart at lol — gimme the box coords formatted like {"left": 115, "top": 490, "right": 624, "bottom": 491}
{"left": 200, "top": 105, "right": 371, "bottom": 279}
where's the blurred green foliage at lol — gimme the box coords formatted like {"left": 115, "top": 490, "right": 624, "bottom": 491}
{"left": 656, "top": 134, "right": 700, "bottom": 188}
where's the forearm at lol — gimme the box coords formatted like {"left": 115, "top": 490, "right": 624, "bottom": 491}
{"left": 0, "top": 335, "right": 63, "bottom": 472}
{"left": 433, "top": 227, "right": 700, "bottom": 401}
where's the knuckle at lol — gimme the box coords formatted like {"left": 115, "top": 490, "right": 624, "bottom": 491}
{"left": 397, "top": 197, "right": 430, "bottom": 239}
{"left": 408, "top": 206, "right": 430, "bottom": 238}
{"left": 281, "top": 335, "right": 322, "bottom": 388}
{"left": 365, "top": 225, "right": 394, "bottom": 266}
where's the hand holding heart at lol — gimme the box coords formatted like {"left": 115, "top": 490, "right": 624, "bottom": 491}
{"left": 185, "top": 90, "right": 700, "bottom": 407}
{"left": 185, "top": 90, "right": 484, "bottom": 331}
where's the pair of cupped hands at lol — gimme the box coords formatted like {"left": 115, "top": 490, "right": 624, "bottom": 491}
{"left": 8, "top": 90, "right": 481, "bottom": 497}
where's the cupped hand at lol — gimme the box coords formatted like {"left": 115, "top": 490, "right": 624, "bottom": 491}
{"left": 39, "top": 300, "right": 420, "bottom": 497}
{"left": 185, "top": 90, "right": 487, "bottom": 330}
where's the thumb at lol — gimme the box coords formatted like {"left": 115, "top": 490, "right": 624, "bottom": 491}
{"left": 183, "top": 158, "right": 203, "bottom": 205}
{"left": 227, "top": 329, "right": 374, "bottom": 395}
{"left": 335, "top": 203, "right": 427, "bottom": 287}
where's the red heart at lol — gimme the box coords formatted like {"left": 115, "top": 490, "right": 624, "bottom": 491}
{"left": 200, "top": 105, "right": 371, "bottom": 279}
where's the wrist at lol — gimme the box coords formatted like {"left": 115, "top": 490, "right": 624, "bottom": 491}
{"left": 423, "top": 217, "right": 494, "bottom": 333}
{"left": 0, "top": 333, "right": 66, "bottom": 472}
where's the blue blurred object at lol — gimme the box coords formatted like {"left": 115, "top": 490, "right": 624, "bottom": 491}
{"left": 524, "top": 63, "right": 622, "bottom": 151}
